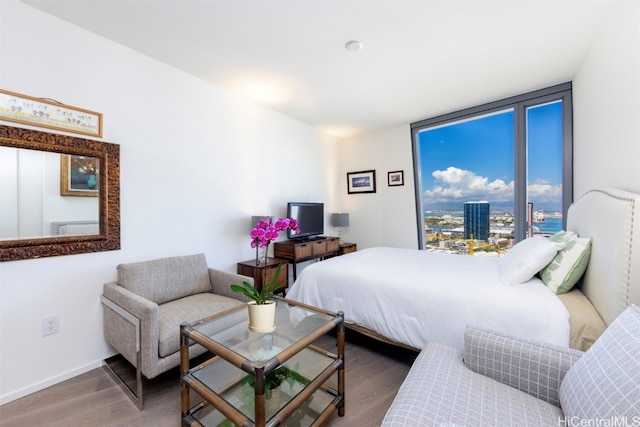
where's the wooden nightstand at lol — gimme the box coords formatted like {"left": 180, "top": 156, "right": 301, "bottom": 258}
{"left": 237, "top": 258, "right": 289, "bottom": 295}
{"left": 273, "top": 236, "right": 340, "bottom": 280}
{"left": 338, "top": 242, "right": 357, "bottom": 255}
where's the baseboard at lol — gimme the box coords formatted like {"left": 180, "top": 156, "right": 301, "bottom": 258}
{"left": 0, "top": 359, "right": 104, "bottom": 406}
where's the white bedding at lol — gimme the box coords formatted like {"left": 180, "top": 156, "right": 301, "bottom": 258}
{"left": 286, "top": 247, "right": 570, "bottom": 351}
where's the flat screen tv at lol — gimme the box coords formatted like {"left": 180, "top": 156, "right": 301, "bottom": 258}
{"left": 287, "top": 202, "right": 324, "bottom": 240}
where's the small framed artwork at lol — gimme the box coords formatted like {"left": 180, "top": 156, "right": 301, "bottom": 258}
{"left": 0, "top": 89, "right": 103, "bottom": 137}
{"left": 388, "top": 170, "right": 404, "bottom": 187}
{"left": 347, "top": 170, "right": 376, "bottom": 194}
{"left": 60, "top": 154, "right": 100, "bottom": 197}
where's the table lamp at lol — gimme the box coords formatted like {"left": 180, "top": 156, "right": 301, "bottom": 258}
{"left": 331, "top": 213, "right": 349, "bottom": 245}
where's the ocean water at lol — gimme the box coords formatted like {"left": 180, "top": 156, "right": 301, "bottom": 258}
{"left": 535, "top": 217, "right": 562, "bottom": 233}
{"left": 425, "top": 214, "right": 563, "bottom": 234}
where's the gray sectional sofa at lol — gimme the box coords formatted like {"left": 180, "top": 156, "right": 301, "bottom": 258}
{"left": 382, "top": 305, "right": 640, "bottom": 426}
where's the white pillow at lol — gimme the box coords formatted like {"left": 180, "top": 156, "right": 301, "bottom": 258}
{"left": 499, "top": 236, "right": 565, "bottom": 285}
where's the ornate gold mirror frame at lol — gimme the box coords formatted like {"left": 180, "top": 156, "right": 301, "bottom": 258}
{"left": 0, "top": 125, "right": 120, "bottom": 261}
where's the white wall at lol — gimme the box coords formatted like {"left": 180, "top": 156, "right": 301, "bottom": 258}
{"left": 573, "top": 1, "right": 640, "bottom": 197}
{"left": 0, "top": 1, "right": 338, "bottom": 404}
{"left": 341, "top": 2, "right": 640, "bottom": 251}
{"left": 337, "top": 125, "right": 417, "bottom": 249}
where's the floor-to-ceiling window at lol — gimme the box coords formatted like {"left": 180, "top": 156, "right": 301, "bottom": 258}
{"left": 411, "top": 83, "right": 572, "bottom": 253}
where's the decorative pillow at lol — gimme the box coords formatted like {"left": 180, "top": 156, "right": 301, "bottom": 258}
{"left": 549, "top": 230, "right": 577, "bottom": 243}
{"left": 540, "top": 232, "right": 592, "bottom": 294}
{"left": 559, "top": 305, "right": 640, "bottom": 420}
{"left": 499, "top": 236, "right": 565, "bottom": 285}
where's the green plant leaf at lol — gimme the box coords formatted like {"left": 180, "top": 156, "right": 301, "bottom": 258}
{"left": 231, "top": 264, "right": 284, "bottom": 304}
{"left": 230, "top": 282, "right": 260, "bottom": 300}
{"left": 260, "top": 264, "right": 282, "bottom": 297}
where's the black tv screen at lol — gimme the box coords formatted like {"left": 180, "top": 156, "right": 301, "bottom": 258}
{"left": 287, "top": 202, "right": 324, "bottom": 239}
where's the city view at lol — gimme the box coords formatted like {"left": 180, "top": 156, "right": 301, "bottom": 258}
{"left": 423, "top": 204, "right": 562, "bottom": 255}
{"left": 417, "top": 102, "right": 564, "bottom": 255}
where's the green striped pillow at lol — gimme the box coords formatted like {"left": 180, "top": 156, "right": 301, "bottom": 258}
{"left": 540, "top": 232, "right": 592, "bottom": 294}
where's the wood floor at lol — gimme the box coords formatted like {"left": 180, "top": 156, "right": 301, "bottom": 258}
{"left": 0, "top": 330, "right": 417, "bottom": 427}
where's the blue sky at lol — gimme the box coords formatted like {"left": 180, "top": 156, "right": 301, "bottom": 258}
{"left": 418, "top": 101, "right": 563, "bottom": 211}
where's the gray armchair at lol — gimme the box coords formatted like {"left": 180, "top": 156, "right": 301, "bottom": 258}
{"left": 101, "top": 253, "right": 252, "bottom": 409}
{"left": 383, "top": 304, "right": 640, "bottom": 426}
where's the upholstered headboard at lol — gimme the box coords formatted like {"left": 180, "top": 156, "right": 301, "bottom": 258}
{"left": 566, "top": 188, "right": 640, "bottom": 325}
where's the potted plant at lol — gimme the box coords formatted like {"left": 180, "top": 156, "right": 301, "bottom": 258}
{"left": 250, "top": 217, "right": 300, "bottom": 265}
{"left": 240, "top": 364, "right": 310, "bottom": 398}
{"left": 220, "top": 363, "right": 311, "bottom": 427}
{"left": 231, "top": 264, "right": 284, "bottom": 332}
{"left": 232, "top": 217, "right": 300, "bottom": 331}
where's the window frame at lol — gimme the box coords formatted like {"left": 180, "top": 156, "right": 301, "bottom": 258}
{"left": 410, "top": 82, "right": 573, "bottom": 249}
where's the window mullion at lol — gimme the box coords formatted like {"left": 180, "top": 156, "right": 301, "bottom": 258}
{"left": 561, "top": 92, "right": 573, "bottom": 230}
{"left": 514, "top": 102, "right": 528, "bottom": 243}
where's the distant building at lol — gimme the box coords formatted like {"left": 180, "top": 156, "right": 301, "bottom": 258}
{"left": 464, "top": 201, "right": 490, "bottom": 241}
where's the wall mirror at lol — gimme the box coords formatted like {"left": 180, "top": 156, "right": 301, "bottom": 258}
{"left": 0, "top": 125, "right": 120, "bottom": 261}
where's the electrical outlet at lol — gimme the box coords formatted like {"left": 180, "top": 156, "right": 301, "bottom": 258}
{"left": 42, "top": 314, "right": 60, "bottom": 336}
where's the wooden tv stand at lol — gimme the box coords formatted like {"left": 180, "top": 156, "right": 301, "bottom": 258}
{"left": 273, "top": 236, "right": 339, "bottom": 280}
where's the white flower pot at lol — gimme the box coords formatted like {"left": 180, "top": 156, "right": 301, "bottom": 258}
{"left": 247, "top": 300, "right": 276, "bottom": 333}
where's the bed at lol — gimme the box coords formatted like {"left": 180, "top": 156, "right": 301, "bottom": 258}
{"left": 286, "top": 188, "right": 640, "bottom": 351}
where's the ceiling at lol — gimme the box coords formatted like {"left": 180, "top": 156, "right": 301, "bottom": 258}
{"left": 22, "top": 0, "right": 613, "bottom": 139}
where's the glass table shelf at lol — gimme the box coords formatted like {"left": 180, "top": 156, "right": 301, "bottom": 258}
{"left": 180, "top": 297, "right": 345, "bottom": 427}
{"left": 186, "top": 386, "right": 338, "bottom": 427}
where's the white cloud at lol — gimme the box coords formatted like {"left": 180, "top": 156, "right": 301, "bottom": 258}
{"left": 527, "top": 179, "right": 563, "bottom": 205}
{"left": 424, "top": 167, "right": 561, "bottom": 207}
{"left": 425, "top": 167, "right": 513, "bottom": 203}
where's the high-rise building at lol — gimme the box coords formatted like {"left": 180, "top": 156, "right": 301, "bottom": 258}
{"left": 464, "top": 201, "right": 490, "bottom": 241}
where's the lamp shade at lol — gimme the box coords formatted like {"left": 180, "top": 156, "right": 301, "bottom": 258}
{"left": 331, "top": 213, "right": 349, "bottom": 228}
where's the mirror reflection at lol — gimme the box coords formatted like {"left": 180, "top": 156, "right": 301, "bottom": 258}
{"left": 0, "top": 146, "right": 99, "bottom": 240}
{"left": 0, "top": 124, "right": 120, "bottom": 262}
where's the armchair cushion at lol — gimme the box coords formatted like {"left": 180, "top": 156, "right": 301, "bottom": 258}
{"left": 463, "top": 326, "right": 582, "bottom": 406}
{"left": 117, "top": 253, "right": 212, "bottom": 304}
{"left": 158, "top": 292, "right": 242, "bottom": 357}
{"left": 559, "top": 304, "right": 640, "bottom": 420}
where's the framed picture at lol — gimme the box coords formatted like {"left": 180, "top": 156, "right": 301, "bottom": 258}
{"left": 0, "top": 89, "right": 103, "bottom": 137}
{"left": 388, "top": 170, "right": 404, "bottom": 187}
{"left": 60, "top": 155, "right": 100, "bottom": 197}
{"left": 347, "top": 170, "right": 376, "bottom": 194}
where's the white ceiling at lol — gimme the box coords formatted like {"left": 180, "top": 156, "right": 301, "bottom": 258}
{"left": 22, "top": 0, "right": 614, "bottom": 138}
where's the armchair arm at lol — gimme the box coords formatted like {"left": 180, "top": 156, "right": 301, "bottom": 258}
{"left": 103, "top": 281, "right": 159, "bottom": 319}
{"left": 102, "top": 282, "right": 160, "bottom": 377}
{"left": 463, "top": 326, "right": 583, "bottom": 407}
{"left": 208, "top": 268, "right": 254, "bottom": 302}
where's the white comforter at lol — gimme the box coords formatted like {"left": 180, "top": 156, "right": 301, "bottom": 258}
{"left": 286, "top": 247, "right": 570, "bottom": 350}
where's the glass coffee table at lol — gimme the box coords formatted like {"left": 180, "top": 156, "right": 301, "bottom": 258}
{"left": 180, "top": 296, "right": 345, "bottom": 427}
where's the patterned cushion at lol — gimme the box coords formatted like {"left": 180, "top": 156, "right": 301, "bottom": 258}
{"left": 382, "top": 343, "right": 563, "bottom": 427}
{"left": 540, "top": 232, "right": 592, "bottom": 294}
{"left": 499, "top": 236, "right": 565, "bottom": 285}
{"left": 559, "top": 305, "right": 640, "bottom": 420}
{"left": 117, "top": 253, "right": 212, "bottom": 304}
{"left": 464, "top": 326, "right": 582, "bottom": 407}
